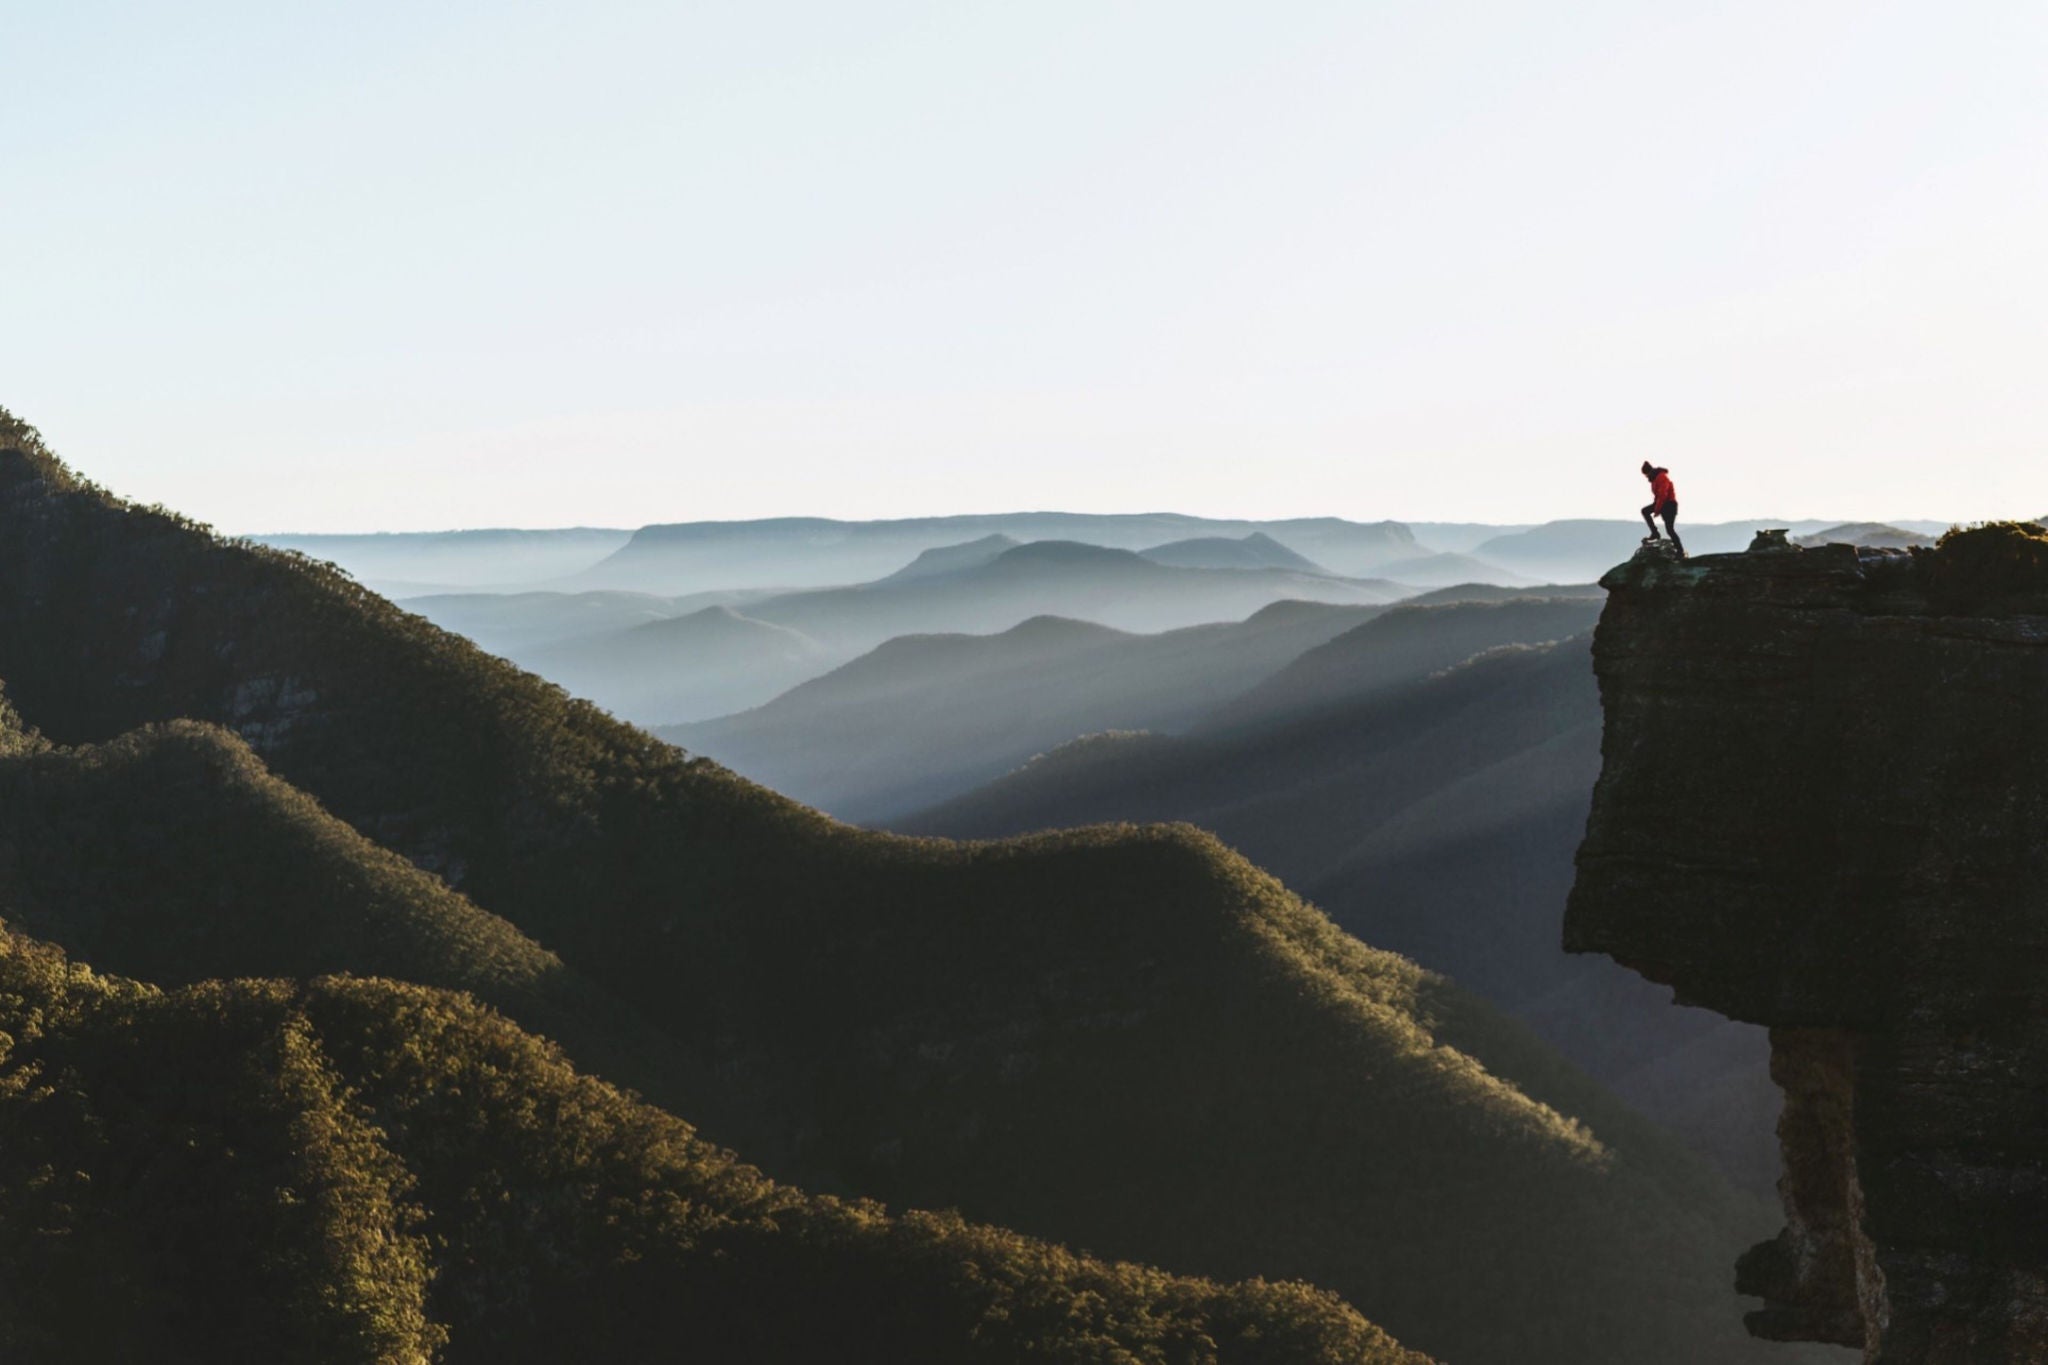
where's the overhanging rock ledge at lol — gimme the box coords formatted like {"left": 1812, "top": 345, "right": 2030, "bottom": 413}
{"left": 1566, "top": 534, "right": 2048, "bottom": 1363}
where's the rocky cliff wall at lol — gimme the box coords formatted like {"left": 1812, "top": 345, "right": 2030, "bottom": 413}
{"left": 1566, "top": 530, "right": 2048, "bottom": 1364}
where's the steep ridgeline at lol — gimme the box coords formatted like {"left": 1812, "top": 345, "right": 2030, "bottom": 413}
{"left": 0, "top": 408, "right": 1823, "bottom": 1365}
{"left": 1566, "top": 526, "right": 2048, "bottom": 1362}
{"left": 0, "top": 709, "right": 724, "bottom": 1118}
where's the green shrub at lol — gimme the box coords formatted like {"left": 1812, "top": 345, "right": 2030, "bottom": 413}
{"left": 1917, "top": 521, "right": 2048, "bottom": 609}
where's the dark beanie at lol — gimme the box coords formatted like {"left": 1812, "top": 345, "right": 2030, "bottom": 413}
{"left": 1640, "top": 461, "right": 1654, "bottom": 475}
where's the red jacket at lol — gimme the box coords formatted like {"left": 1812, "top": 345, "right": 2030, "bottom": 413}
{"left": 1649, "top": 469, "right": 1676, "bottom": 510}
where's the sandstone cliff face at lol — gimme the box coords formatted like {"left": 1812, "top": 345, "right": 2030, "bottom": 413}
{"left": 1566, "top": 535, "right": 2048, "bottom": 1363}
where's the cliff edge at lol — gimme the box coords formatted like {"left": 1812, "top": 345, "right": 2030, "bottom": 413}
{"left": 1566, "top": 527, "right": 2048, "bottom": 1363}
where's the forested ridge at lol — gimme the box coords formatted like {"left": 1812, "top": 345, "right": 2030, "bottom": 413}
{"left": 0, "top": 930, "right": 1417, "bottom": 1364}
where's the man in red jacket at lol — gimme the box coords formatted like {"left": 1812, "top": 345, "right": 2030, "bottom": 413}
{"left": 1640, "top": 461, "right": 1684, "bottom": 556}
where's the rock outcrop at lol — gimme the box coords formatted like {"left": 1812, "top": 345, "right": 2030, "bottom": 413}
{"left": 1566, "top": 528, "right": 2048, "bottom": 1363}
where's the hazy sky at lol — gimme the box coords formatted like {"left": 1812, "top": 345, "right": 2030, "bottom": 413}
{"left": 5, "top": 1, "right": 2044, "bottom": 531}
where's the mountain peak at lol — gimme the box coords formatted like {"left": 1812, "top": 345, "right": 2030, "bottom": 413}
{"left": 993, "top": 540, "right": 1148, "bottom": 568}
{"left": 1139, "top": 533, "right": 1328, "bottom": 574}
{"left": 882, "top": 533, "right": 1024, "bottom": 582}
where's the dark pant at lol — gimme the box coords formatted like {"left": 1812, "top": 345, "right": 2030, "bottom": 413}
{"left": 1642, "top": 500, "right": 1681, "bottom": 548}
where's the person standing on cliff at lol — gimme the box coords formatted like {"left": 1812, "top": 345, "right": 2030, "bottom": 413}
{"left": 1640, "top": 461, "right": 1684, "bottom": 556}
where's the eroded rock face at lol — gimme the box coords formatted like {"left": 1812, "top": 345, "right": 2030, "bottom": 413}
{"left": 1566, "top": 540, "right": 2048, "bottom": 1363}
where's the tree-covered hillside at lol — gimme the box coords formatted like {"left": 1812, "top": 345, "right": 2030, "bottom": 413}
{"left": 0, "top": 930, "right": 1419, "bottom": 1365}
{"left": 0, "top": 707, "right": 715, "bottom": 1115}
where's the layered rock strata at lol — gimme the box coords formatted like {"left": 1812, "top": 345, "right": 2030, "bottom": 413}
{"left": 1566, "top": 534, "right": 2048, "bottom": 1363}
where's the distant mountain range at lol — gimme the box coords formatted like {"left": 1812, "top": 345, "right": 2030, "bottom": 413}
{"left": 731, "top": 540, "right": 1407, "bottom": 652}
{"left": 564, "top": 513, "right": 1427, "bottom": 594}
{"left": 666, "top": 589, "right": 1602, "bottom": 822}
{"left": 263, "top": 514, "right": 1970, "bottom": 603}
{"left": 406, "top": 536, "right": 1416, "bottom": 724}
{"left": 662, "top": 599, "right": 1384, "bottom": 819}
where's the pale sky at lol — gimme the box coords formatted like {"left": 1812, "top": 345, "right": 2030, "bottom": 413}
{"left": 4, "top": 1, "right": 2044, "bottom": 532}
